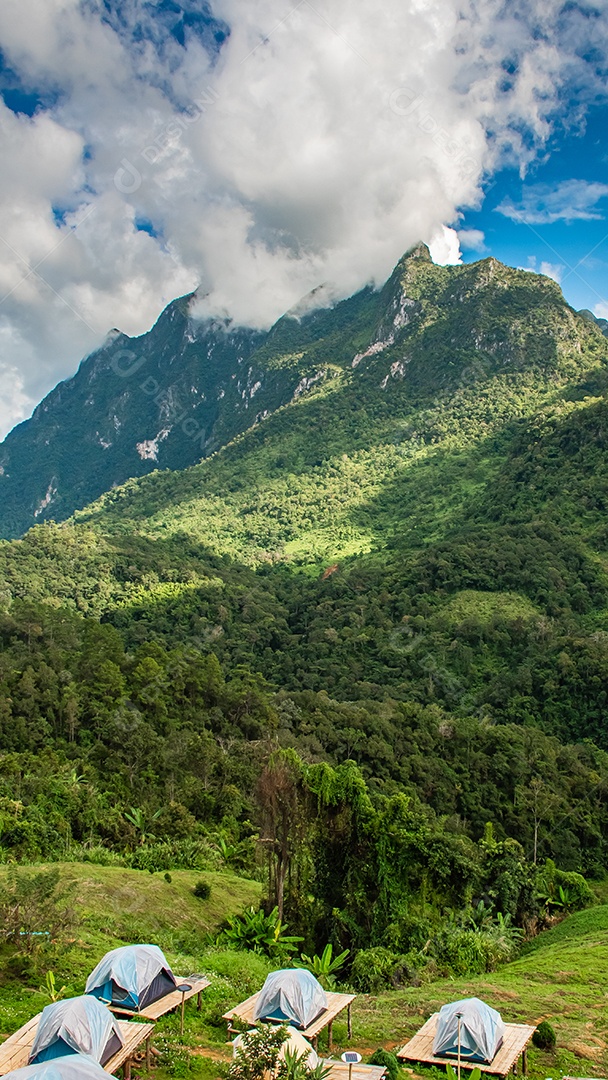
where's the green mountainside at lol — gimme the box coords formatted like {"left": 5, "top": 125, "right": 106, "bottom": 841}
{"left": 2, "top": 246, "right": 608, "bottom": 962}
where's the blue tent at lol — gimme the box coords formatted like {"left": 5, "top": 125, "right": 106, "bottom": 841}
{"left": 433, "top": 998, "right": 505, "bottom": 1064}
{"left": 5, "top": 1055, "right": 108, "bottom": 1080}
{"left": 29, "top": 996, "right": 122, "bottom": 1066}
{"left": 253, "top": 970, "right": 327, "bottom": 1030}
{"left": 85, "top": 944, "right": 176, "bottom": 1012}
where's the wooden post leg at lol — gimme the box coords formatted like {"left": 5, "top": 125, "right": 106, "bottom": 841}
{"left": 328, "top": 1022, "right": 333, "bottom": 1051}
{"left": 146, "top": 1037, "right": 152, "bottom": 1071}
{"left": 348, "top": 1003, "right": 352, "bottom": 1040}
{"left": 522, "top": 1051, "right": 527, "bottom": 1077}
{"left": 197, "top": 991, "right": 202, "bottom": 1012}
{"left": 124, "top": 1058, "right": 131, "bottom": 1080}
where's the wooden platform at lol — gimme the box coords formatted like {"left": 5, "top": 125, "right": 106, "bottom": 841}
{"left": 397, "top": 1015, "right": 536, "bottom": 1078}
{"left": 322, "top": 1062, "right": 386, "bottom": 1080}
{"left": 109, "top": 975, "right": 210, "bottom": 1021}
{"left": 0, "top": 1016, "right": 153, "bottom": 1079}
{"left": 223, "top": 991, "right": 356, "bottom": 1050}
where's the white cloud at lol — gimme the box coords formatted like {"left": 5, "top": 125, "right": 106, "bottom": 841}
{"left": 457, "top": 228, "right": 486, "bottom": 252}
{"left": 496, "top": 179, "right": 608, "bottom": 225}
{"left": 539, "top": 261, "right": 564, "bottom": 284}
{"left": 0, "top": 0, "right": 608, "bottom": 436}
{"left": 429, "top": 226, "right": 462, "bottom": 266}
{"left": 519, "top": 256, "right": 565, "bottom": 284}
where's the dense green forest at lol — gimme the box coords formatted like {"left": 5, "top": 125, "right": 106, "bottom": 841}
{"left": 1, "top": 248, "right": 608, "bottom": 973}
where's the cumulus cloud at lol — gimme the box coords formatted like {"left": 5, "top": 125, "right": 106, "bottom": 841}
{"left": 520, "top": 256, "right": 565, "bottom": 283}
{"left": 429, "top": 226, "right": 463, "bottom": 266}
{"left": 457, "top": 229, "right": 486, "bottom": 252}
{"left": 1, "top": 0, "right": 608, "bottom": 436}
{"left": 496, "top": 179, "right": 608, "bottom": 225}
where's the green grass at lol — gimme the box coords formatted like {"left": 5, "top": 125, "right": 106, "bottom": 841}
{"left": 0, "top": 862, "right": 262, "bottom": 947}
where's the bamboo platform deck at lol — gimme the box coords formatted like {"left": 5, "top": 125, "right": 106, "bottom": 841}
{"left": 322, "top": 1062, "right": 386, "bottom": 1080}
{"left": 0, "top": 1017, "right": 153, "bottom": 1078}
{"left": 223, "top": 991, "right": 356, "bottom": 1049}
{"left": 109, "top": 975, "right": 210, "bottom": 1021}
{"left": 397, "top": 1015, "right": 536, "bottom": 1078}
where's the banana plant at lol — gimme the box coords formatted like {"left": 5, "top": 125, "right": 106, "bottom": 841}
{"left": 446, "top": 1065, "right": 481, "bottom": 1080}
{"left": 39, "top": 970, "right": 67, "bottom": 1003}
{"left": 221, "top": 906, "right": 303, "bottom": 959}
{"left": 294, "top": 943, "right": 350, "bottom": 989}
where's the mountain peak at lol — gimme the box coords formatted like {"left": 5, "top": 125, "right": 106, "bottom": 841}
{"left": 403, "top": 241, "right": 432, "bottom": 262}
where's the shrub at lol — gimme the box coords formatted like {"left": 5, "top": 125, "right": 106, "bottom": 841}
{"left": 219, "top": 906, "right": 303, "bottom": 959}
{"left": 127, "top": 838, "right": 217, "bottom": 873}
{"left": 368, "top": 1050, "right": 399, "bottom": 1080}
{"left": 295, "top": 943, "right": 350, "bottom": 989}
{"left": 164, "top": 872, "right": 172, "bottom": 884}
{"left": 532, "top": 1021, "right": 556, "bottom": 1050}
{"left": 430, "top": 927, "right": 487, "bottom": 976}
{"left": 536, "top": 860, "right": 594, "bottom": 912}
{"left": 350, "top": 947, "right": 402, "bottom": 993}
{"left": 193, "top": 880, "right": 211, "bottom": 900}
{"left": 229, "top": 1023, "right": 289, "bottom": 1080}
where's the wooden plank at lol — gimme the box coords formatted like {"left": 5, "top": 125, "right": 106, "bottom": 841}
{"left": 105, "top": 1022, "right": 154, "bottom": 1076}
{"left": 0, "top": 1018, "right": 153, "bottom": 1077}
{"left": 322, "top": 1063, "right": 386, "bottom": 1080}
{"left": 223, "top": 992, "right": 356, "bottom": 1048}
{"left": 110, "top": 975, "right": 210, "bottom": 1021}
{"left": 396, "top": 1015, "right": 536, "bottom": 1078}
{"left": 0, "top": 1017, "right": 40, "bottom": 1074}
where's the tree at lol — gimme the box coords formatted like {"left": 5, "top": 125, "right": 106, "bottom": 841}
{"left": 256, "top": 751, "right": 306, "bottom": 920}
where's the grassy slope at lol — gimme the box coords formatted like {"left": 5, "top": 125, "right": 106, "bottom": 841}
{"left": 0, "top": 863, "right": 261, "bottom": 1050}
{"left": 2, "top": 870, "right": 607, "bottom": 1080}
{"left": 357, "top": 907, "right": 608, "bottom": 1079}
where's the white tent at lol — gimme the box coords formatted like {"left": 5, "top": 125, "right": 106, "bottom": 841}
{"left": 5, "top": 1055, "right": 109, "bottom": 1080}
{"left": 86, "top": 944, "right": 176, "bottom": 1011}
{"left": 253, "top": 970, "right": 327, "bottom": 1030}
{"left": 433, "top": 998, "right": 505, "bottom": 1064}
{"left": 30, "top": 996, "right": 122, "bottom": 1066}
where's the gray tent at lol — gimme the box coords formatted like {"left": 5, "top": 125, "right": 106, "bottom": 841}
{"left": 5, "top": 1055, "right": 109, "bottom": 1080}
{"left": 433, "top": 998, "right": 505, "bottom": 1064}
{"left": 86, "top": 944, "right": 176, "bottom": 1012}
{"left": 29, "top": 996, "right": 123, "bottom": 1066}
{"left": 253, "top": 970, "right": 327, "bottom": 1030}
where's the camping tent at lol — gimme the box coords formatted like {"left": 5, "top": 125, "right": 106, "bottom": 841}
{"left": 233, "top": 1026, "right": 319, "bottom": 1070}
{"left": 253, "top": 970, "right": 327, "bottom": 1030}
{"left": 432, "top": 998, "right": 505, "bottom": 1064}
{"left": 86, "top": 944, "right": 176, "bottom": 1011}
{"left": 5, "top": 1054, "right": 109, "bottom": 1080}
{"left": 29, "top": 996, "right": 123, "bottom": 1066}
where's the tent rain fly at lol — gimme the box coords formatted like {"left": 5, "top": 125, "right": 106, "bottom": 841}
{"left": 433, "top": 998, "right": 505, "bottom": 1065}
{"left": 5, "top": 1054, "right": 109, "bottom": 1080}
{"left": 30, "top": 996, "right": 122, "bottom": 1066}
{"left": 85, "top": 944, "right": 176, "bottom": 1011}
{"left": 253, "top": 970, "right": 327, "bottom": 1030}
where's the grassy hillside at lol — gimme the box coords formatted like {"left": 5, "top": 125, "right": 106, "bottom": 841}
{"left": 25, "top": 862, "right": 262, "bottom": 941}
{"left": 2, "top": 883, "right": 607, "bottom": 1080}
{"left": 0, "top": 862, "right": 262, "bottom": 1063}
{"left": 354, "top": 905, "right": 608, "bottom": 1079}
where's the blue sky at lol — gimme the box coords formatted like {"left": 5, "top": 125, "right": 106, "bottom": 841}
{"left": 0, "top": 0, "right": 608, "bottom": 438}
{"left": 459, "top": 105, "right": 608, "bottom": 315}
